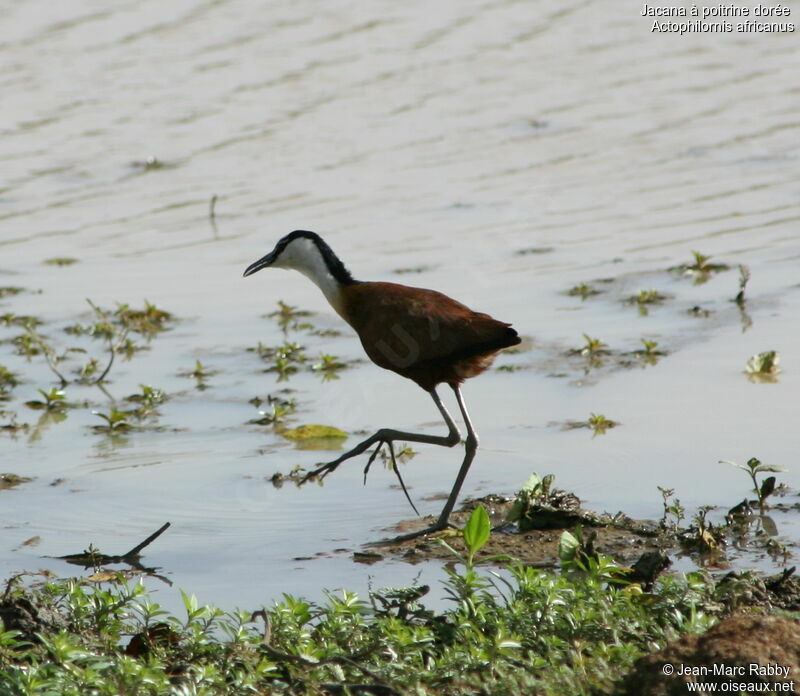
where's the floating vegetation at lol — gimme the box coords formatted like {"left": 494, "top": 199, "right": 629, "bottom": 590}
{"left": 0, "top": 473, "right": 34, "bottom": 490}
{"left": 126, "top": 385, "right": 167, "bottom": 420}
{"left": 11, "top": 332, "right": 44, "bottom": 358}
{"left": 0, "top": 286, "right": 25, "bottom": 298}
{"left": 624, "top": 289, "right": 670, "bottom": 316}
{"left": 43, "top": 257, "right": 78, "bottom": 266}
{"left": 267, "top": 300, "right": 313, "bottom": 334}
{"left": 561, "top": 413, "right": 619, "bottom": 436}
{"left": 745, "top": 350, "right": 780, "bottom": 383}
{"left": 24, "top": 388, "right": 68, "bottom": 412}
{"left": 178, "top": 360, "right": 216, "bottom": 390}
{"left": 0, "top": 365, "right": 19, "bottom": 398}
{"left": 669, "top": 250, "right": 730, "bottom": 284}
{"left": 3, "top": 314, "right": 41, "bottom": 330}
{"left": 91, "top": 408, "right": 134, "bottom": 433}
{"left": 281, "top": 424, "right": 348, "bottom": 450}
{"left": 393, "top": 265, "right": 436, "bottom": 274}
{"left": 249, "top": 394, "right": 297, "bottom": 426}
{"left": 627, "top": 338, "right": 666, "bottom": 366}
{"left": 569, "top": 334, "right": 609, "bottom": 357}
{"left": 566, "top": 282, "right": 602, "bottom": 299}
{"left": 514, "top": 247, "right": 554, "bottom": 256}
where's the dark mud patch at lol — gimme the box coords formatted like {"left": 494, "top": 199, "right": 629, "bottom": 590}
{"left": 369, "top": 495, "right": 665, "bottom": 568}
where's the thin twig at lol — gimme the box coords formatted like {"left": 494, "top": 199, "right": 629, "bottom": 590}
{"left": 24, "top": 326, "right": 68, "bottom": 387}
{"left": 122, "top": 522, "right": 171, "bottom": 558}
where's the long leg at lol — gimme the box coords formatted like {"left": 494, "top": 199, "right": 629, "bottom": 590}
{"left": 373, "top": 384, "right": 479, "bottom": 544}
{"left": 434, "top": 384, "right": 479, "bottom": 528}
{"left": 300, "top": 387, "right": 461, "bottom": 484}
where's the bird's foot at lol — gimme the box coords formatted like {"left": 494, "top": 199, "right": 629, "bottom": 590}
{"left": 299, "top": 459, "right": 341, "bottom": 484}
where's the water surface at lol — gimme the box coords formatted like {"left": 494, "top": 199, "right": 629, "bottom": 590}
{"left": 1, "top": 0, "right": 798, "bottom": 612}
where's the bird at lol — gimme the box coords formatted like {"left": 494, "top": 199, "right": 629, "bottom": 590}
{"left": 243, "top": 230, "right": 520, "bottom": 541}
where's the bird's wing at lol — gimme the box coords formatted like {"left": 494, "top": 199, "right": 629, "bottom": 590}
{"left": 343, "top": 282, "right": 513, "bottom": 373}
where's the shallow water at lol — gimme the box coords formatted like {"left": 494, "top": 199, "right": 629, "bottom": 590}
{"left": 1, "top": 1, "right": 799, "bottom": 613}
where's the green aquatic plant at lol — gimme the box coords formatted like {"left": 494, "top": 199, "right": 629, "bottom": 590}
{"left": 0, "top": 366, "right": 19, "bottom": 397}
{"left": 43, "top": 257, "right": 78, "bottom": 266}
{"left": 24, "top": 388, "right": 68, "bottom": 412}
{"left": 127, "top": 385, "right": 167, "bottom": 420}
{"left": 578, "top": 334, "right": 608, "bottom": 356}
{"left": 0, "top": 312, "right": 42, "bottom": 327}
{"left": 311, "top": 353, "right": 348, "bottom": 381}
{"left": 563, "top": 414, "right": 619, "bottom": 436}
{"left": 566, "top": 282, "right": 601, "bottom": 299}
{"left": 0, "top": 286, "right": 25, "bottom": 298}
{"left": 734, "top": 264, "right": 751, "bottom": 305}
{"left": 657, "top": 487, "right": 685, "bottom": 534}
{"left": 745, "top": 350, "right": 779, "bottom": 379}
{"left": 92, "top": 409, "right": 133, "bottom": 432}
{"left": 249, "top": 394, "right": 297, "bottom": 426}
{"left": 587, "top": 413, "right": 617, "bottom": 435}
{"left": 268, "top": 300, "right": 313, "bottom": 334}
{"left": 179, "top": 360, "right": 216, "bottom": 389}
{"left": 720, "top": 457, "right": 787, "bottom": 511}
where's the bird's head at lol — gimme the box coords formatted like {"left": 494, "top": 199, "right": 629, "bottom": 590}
{"left": 243, "top": 230, "right": 322, "bottom": 277}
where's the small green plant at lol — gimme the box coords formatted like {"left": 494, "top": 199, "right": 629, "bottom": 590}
{"left": 720, "top": 457, "right": 787, "bottom": 511}
{"left": 311, "top": 353, "right": 347, "bottom": 380}
{"left": 24, "top": 388, "right": 68, "bottom": 412}
{"left": 625, "top": 289, "right": 669, "bottom": 316}
{"left": 579, "top": 334, "right": 608, "bottom": 356}
{"left": 734, "top": 264, "right": 751, "bottom": 305}
{"left": 567, "top": 283, "right": 601, "bottom": 299}
{"left": 685, "top": 506, "right": 723, "bottom": 553}
{"left": 0, "top": 312, "right": 42, "bottom": 327}
{"left": 0, "top": 286, "right": 25, "bottom": 298}
{"left": 43, "top": 257, "right": 78, "bottom": 266}
{"left": 92, "top": 409, "right": 133, "bottom": 432}
{"left": 587, "top": 413, "right": 617, "bottom": 435}
{"left": 268, "top": 300, "right": 313, "bottom": 333}
{"left": 563, "top": 414, "right": 619, "bottom": 435}
{"left": 249, "top": 394, "right": 297, "bottom": 426}
{"left": 179, "top": 360, "right": 216, "bottom": 389}
{"left": 11, "top": 332, "right": 42, "bottom": 357}
{"left": 658, "top": 486, "right": 685, "bottom": 533}
{"left": 745, "top": 350, "right": 780, "bottom": 379}
{"left": 127, "top": 385, "right": 166, "bottom": 420}
{"left": 670, "top": 251, "right": 729, "bottom": 282}
{"left": 0, "top": 366, "right": 19, "bottom": 400}
{"left": 439, "top": 505, "right": 506, "bottom": 570}
{"left": 631, "top": 338, "right": 665, "bottom": 365}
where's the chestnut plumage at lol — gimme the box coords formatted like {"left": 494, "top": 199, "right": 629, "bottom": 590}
{"left": 244, "top": 230, "right": 520, "bottom": 541}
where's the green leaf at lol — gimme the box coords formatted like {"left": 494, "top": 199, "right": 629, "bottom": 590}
{"left": 558, "top": 530, "right": 579, "bottom": 564}
{"left": 463, "top": 505, "right": 491, "bottom": 556}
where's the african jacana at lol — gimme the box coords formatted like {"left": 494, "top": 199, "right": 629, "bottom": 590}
{"left": 244, "top": 230, "right": 520, "bottom": 540}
